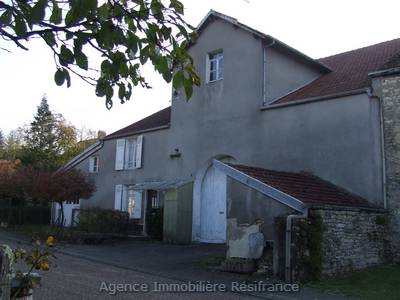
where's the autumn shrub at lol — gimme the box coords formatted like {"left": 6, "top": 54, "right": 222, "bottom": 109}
{"left": 0, "top": 161, "right": 95, "bottom": 226}
{"left": 77, "top": 208, "right": 129, "bottom": 234}
{"left": 0, "top": 160, "right": 26, "bottom": 200}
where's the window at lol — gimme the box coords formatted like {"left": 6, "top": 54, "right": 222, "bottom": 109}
{"left": 89, "top": 156, "right": 99, "bottom": 173}
{"left": 126, "top": 187, "right": 142, "bottom": 219}
{"left": 115, "top": 136, "right": 143, "bottom": 170}
{"left": 125, "top": 138, "right": 137, "bottom": 169}
{"left": 114, "top": 185, "right": 143, "bottom": 219}
{"left": 207, "top": 51, "right": 223, "bottom": 82}
{"left": 147, "top": 190, "right": 160, "bottom": 209}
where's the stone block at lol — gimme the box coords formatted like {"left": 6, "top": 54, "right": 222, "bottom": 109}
{"left": 227, "top": 218, "right": 265, "bottom": 259}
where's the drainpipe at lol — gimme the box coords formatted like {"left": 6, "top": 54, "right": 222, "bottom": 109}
{"left": 367, "top": 87, "right": 387, "bottom": 209}
{"left": 285, "top": 209, "right": 308, "bottom": 283}
{"left": 263, "top": 38, "right": 276, "bottom": 106}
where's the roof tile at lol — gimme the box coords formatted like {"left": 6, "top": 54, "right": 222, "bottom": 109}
{"left": 103, "top": 107, "right": 171, "bottom": 140}
{"left": 228, "top": 164, "right": 372, "bottom": 208}
{"left": 276, "top": 38, "right": 400, "bottom": 103}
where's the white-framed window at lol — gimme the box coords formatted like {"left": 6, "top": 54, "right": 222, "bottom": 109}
{"left": 207, "top": 50, "right": 223, "bottom": 82}
{"left": 89, "top": 156, "right": 99, "bottom": 173}
{"left": 127, "top": 187, "right": 142, "bottom": 219}
{"left": 114, "top": 184, "right": 142, "bottom": 219}
{"left": 124, "top": 138, "right": 137, "bottom": 169}
{"left": 115, "top": 135, "right": 143, "bottom": 170}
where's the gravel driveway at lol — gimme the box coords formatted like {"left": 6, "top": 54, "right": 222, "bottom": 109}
{"left": 0, "top": 230, "right": 353, "bottom": 300}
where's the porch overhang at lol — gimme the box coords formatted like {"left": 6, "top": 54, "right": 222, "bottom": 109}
{"left": 130, "top": 180, "right": 190, "bottom": 191}
{"left": 213, "top": 160, "right": 307, "bottom": 213}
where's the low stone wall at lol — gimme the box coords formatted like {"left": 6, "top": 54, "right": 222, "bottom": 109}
{"left": 292, "top": 207, "right": 391, "bottom": 281}
{"left": 316, "top": 207, "right": 390, "bottom": 277}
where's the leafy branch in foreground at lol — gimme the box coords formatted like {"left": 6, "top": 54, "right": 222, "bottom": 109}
{"left": 9, "top": 236, "right": 56, "bottom": 299}
{"left": 0, "top": 0, "right": 200, "bottom": 108}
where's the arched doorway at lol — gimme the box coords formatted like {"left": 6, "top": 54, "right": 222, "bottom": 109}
{"left": 200, "top": 164, "right": 227, "bottom": 243}
{"left": 193, "top": 155, "right": 236, "bottom": 243}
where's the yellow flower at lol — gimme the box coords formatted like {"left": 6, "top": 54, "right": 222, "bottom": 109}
{"left": 46, "top": 236, "right": 55, "bottom": 247}
{"left": 40, "top": 261, "right": 49, "bottom": 271}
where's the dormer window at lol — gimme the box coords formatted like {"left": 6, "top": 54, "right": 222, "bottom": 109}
{"left": 207, "top": 50, "right": 223, "bottom": 82}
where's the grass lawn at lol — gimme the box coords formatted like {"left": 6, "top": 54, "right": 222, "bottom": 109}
{"left": 307, "top": 264, "right": 400, "bottom": 300}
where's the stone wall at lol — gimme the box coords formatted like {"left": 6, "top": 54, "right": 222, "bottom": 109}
{"left": 292, "top": 207, "right": 390, "bottom": 280}
{"left": 372, "top": 74, "right": 400, "bottom": 262}
{"left": 317, "top": 207, "right": 390, "bottom": 277}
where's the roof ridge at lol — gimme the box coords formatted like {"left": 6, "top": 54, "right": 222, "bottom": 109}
{"left": 196, "top": 10, "right": 330, "bottom": 72}
{"left": 103, "top": 106, "right": 171, "bottom": 140}
{"left": 317, "top": 37, "right": 400, "bottom": 61}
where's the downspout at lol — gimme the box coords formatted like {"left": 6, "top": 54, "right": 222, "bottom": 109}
{"left": 367, "top": 87, "right": 387, "bottom": 209}
{"left": 285, "top": 209, "right": 308, "bottom": 282}
{"left": 263, "top": 38, "right": 276, "bottom": 105}
{"left": 379, "top": 96, "right": 388, "bottom": 209}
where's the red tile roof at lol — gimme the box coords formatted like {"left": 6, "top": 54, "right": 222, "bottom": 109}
{"left": 276, "top": 38, "right": 400, "bottom": 104}
{"left": 228, "top": 164, "right": 372, "bottom": 208}
{"left": 103, "top": 107, "right": 171, "bottom": 140}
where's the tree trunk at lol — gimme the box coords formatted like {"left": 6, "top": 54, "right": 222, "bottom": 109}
{"left": 58, "top": 202, "right": 65, "bottom": 227}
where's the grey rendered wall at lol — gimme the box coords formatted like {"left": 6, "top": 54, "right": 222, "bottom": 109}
{"left": 76, "top": 128, "right": 172, "bottom": 210}
{"left": 227, "top": 177, "right": 294, "bottom": 240}
{"left": 256, "top": 95, "right": 383, "bottom": 204}
{"left": 78, "top": 18, "right": 384, "bottom": 210}
{"left": 167, "top": 18, "right": 383, "bottom": 205}
{"left": 265, "top": 46, "right": 323, "bottom": 103}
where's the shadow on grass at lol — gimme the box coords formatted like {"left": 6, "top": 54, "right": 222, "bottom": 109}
{"left": 307, "top": 264, "right": 400, "bottom": 300}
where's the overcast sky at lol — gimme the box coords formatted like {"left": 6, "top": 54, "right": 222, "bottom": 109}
{"left": 1, "top": 0, "right": 399, "bottom": 136}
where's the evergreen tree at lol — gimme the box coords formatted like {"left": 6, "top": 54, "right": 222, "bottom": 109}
{"left": 25, "top": 97, "right": 58, "bottom": 170}
{"left": 24, "top": 97, "right": 79, "bottom": 170}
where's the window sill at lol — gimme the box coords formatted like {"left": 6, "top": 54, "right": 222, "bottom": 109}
{"left": 124, "top": 167, "right": 138, "bottom": 170}
{"left": 207, "top": 78, "right": 223, "bottom": 84}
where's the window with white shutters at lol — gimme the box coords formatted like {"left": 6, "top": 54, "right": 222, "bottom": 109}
{"left": 115, "top": 136, "right": 143, "bottom": 170}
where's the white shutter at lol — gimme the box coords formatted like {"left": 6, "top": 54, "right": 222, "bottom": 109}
{"left": 132, "top": 191, "right": 142, "bottom": 218}
{"left": 115, "top": 139, "right": 126, "bottom": 170}
{"left": 89, "top": 157, "right": 94, "bottom": 173}
{"left": 122, "top": 185, "right": 128, "bottom": 212}
{"left": 134, "top": 135, "right": 143, "bottom": 169}
{"left": 114, "top": 184, "right": 123, "bottom": 210}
